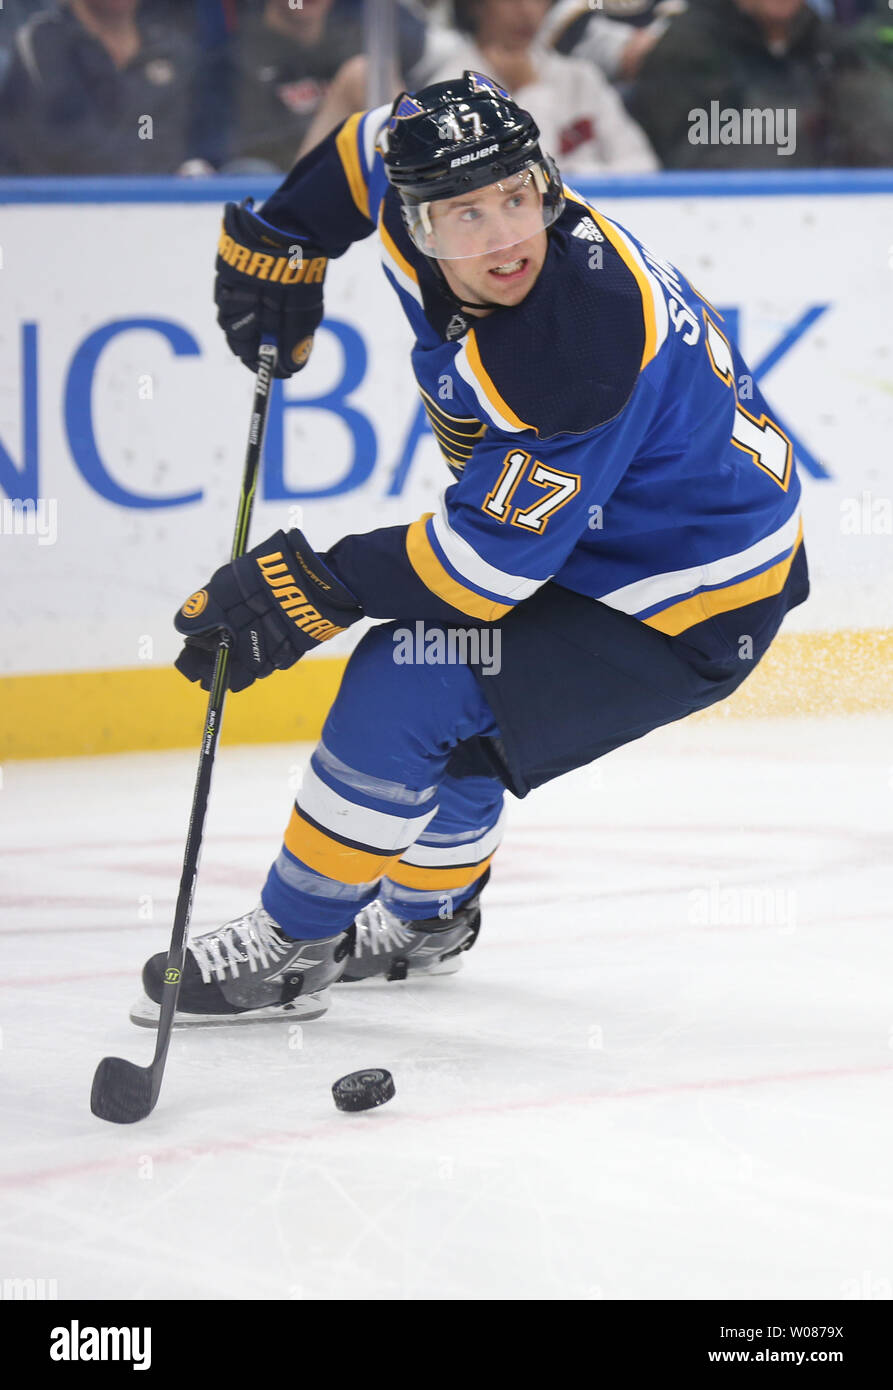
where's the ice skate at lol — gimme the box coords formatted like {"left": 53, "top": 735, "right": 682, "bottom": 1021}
{"left": 339, "top": 871, "right": 488, "bottom": 983}
{"left": 130, "top": 904, "right": 354, "bottom": 1027}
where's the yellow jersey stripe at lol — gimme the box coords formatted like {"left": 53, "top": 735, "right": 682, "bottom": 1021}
{"left": 284, "top": 807, "right": 400, "bottom": 884}
{"left": 644, "top": 524, "right": 804, "bottom": 637}
{"left": 418, "top": 387, "right": 483, "bottom": 426}
{"left": 465, "top": 331, "right": 532, "bottom": 432}
{"left": 335, "top": 112, "right": 370, "bottom": 221}
{"left": 379, "top": 216, "right": 419, "bottom": 285}
{"left": 587, "top": 207, "right": 657, "bottom": 371}
{"left": 426, "top": 411, "right": 479, "bottom": 437}
{"left": 387, "top": 854, "right": 495, "bottom": 891}
{"left": 406, "top": 515, "right": 512, "bottom": 623}
{"left": 428, "top": 424, "right": 478, "bottom": 451}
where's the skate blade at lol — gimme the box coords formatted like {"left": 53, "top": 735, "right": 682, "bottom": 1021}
{"left": 338, "top": 956, "right": 462, "bottom": 984}
{"left": 128, "top": 988, "right": 330, "bottom": 1028}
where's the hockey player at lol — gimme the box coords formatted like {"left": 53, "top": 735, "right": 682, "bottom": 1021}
{"left": 134, "top": 72, "right": 808, "bottom": 1026}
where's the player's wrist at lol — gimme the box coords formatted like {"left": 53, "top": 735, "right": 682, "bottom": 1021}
{"left": 281, "top": 528, "right": 361, "bottom": 615}
{"left": 215, "top": 200, "right": 329, "bottom": 378}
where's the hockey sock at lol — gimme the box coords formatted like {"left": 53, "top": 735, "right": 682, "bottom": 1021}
{"left": 378, "top": 774, "right": 505, "bottom": 922}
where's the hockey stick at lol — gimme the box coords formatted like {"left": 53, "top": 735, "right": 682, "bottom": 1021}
{"left": 90, "top": 341, "right": 278, "bottom": 1124}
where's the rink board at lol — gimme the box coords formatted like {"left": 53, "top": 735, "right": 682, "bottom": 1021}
{"left": 1, "top": 172, "right": 892, "bottom": 757}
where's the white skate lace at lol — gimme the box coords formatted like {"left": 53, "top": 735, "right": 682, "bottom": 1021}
{"left": 190, "top": 905, "right": 289, "bottom": 984}
{"left": 352, "top": 901, "right": 415, "bottom": 958}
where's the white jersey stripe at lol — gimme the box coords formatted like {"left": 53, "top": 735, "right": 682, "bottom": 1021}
{"left": 380, "top": 246, "right": 424, "bottom": 307}
{"left": 361, "top": 103, "right": 391, "bottom": 174}
{"left": 599, "top": 508, "right": 802, "bottom": 616}
{"left": 432, "top": 496, "right": 544, "bottom": 602}
{"left": 453, "top": 346, "right": 526, "bottom": 433}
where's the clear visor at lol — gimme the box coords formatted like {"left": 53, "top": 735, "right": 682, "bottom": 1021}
{"left": 401, "top": 159, "right": 564, "bottom": 261}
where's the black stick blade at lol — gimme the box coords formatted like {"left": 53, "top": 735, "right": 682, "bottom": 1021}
{"left": 90, "top": 1056, "right": 156, "bottom": 1124}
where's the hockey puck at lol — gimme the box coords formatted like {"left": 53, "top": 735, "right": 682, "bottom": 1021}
{"left": 332, "top": 1068, "right": 395, "bottom": 1113}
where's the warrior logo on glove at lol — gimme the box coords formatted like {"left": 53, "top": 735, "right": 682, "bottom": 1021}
{"left": 215, "top": 199, "right": 329, "bottom": 379}
{"left": 217, "top": 226, "right": 327, "bottom": 285}
{"left": 291, "top": 337, "right": 315, "bottom": 368}
{"left": 181, "top": 590, "right": 208, "bottom": 618}
{"left": 174, "top": 529, "right": 364, "bottom": 693}
{"left": 256, "top": 548, "right": 345, "bottom": 642}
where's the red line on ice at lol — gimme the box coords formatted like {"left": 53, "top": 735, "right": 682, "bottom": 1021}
{"left": 2, "top": 1060, "right": 891, "bottom": 1192}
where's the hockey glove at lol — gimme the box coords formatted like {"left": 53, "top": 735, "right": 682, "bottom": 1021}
{"left": 174, "top": 530, "right": 363, "bottom": 692}
{"left": 215, "top": 199, "right": 328, "bottom": 378}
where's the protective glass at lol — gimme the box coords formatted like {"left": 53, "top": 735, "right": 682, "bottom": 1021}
{"left": 400, "top": 158, "right": 564, "bottom": 261}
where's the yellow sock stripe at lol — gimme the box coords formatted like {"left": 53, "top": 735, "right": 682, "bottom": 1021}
{"left": 465, "top": 331, "right": 532, "bottom": 432}
{"left": 283, "top": 807, "right": 400, "bottom": 885}
{"left": 644, "top": 524, "right": 804, "bottom": 637}
{"left": 387, "top": 854, "right": 494, "bottom": 892}
{"left": 335, "top": 112, "right": 370, "bottom": 221}
{"left": 405, "top": 515, "right": 512, "bottom": 622}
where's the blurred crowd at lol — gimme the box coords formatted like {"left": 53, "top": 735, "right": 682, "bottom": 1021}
{"left": 0, "top": 0, "right": 892, "bottom": 176}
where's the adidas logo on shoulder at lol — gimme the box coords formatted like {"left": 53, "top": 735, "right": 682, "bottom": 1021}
{"left": 572, "top": 216, "right": 604, "bottom": 243}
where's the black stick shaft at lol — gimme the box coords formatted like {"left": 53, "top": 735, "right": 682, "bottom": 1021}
{"left": 146, "top": 343, "right": 277, "bottom": 1108}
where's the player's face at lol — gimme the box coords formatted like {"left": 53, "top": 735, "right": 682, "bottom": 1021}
{"left": 429, "top": 175, "right": 549, "bottom": 308}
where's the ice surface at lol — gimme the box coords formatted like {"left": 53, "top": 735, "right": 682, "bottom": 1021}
{"left": 1, "top": 714, "right": 892, "bottom": 1301}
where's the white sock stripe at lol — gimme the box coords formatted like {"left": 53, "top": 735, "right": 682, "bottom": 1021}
{"left": 313, "top": 740, "right": 438, "bottom": 807}
{"left": 298, "top": 764, "right": 439, "bottom": 854}
{"left": 379, "top": 882, "right": 454, "bottom": 908}
{"left": 418, "top": 823, "right": 498, "bottom": 845}
{"left": 398, "top": 809, "right": 505, "bottom": 868}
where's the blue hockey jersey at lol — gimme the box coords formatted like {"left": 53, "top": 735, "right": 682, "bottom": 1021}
{"left": 261, "top": 106, "right": 805, "bottom": 657}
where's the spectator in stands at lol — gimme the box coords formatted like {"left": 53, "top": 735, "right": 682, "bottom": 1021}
{"left": 0, "top": 3, "right": 37, "bottom": 85}
{"left": 411, "top": 0, "right": 659, "bottom": 171}
{"left": 215, "top": 0, "right": 427, "bottom": 171}
{"left": 627, "top": 0, "right": 893, "bottom": 167}
{"left": 0, "top": 0, "right": 200, "bottom": 175}
{"left": 541, "top": 0, "right": 683, "bottom": 85}
{"left": 846, "top": 0, "right": 893, "bottom": 69}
